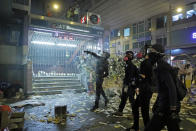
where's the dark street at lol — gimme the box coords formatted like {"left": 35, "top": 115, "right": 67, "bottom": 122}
{"left": 5, "top": 90, "right": 195, "bottom": 131}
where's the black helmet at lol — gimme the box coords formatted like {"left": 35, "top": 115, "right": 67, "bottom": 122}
{"left": 147, "top": 44, "right": 165, "bottom": 54}
{"left": 125, "top": 50, "right": 134, "bottom": 60}
{"left": 125, "top": 50, "right": 134, "bottom": 55}
{"left": 147, "top": 44, "right": 165, "bottom": 64}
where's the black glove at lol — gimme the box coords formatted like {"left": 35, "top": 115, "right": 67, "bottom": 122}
{"left": 170, "top": 112, "right": 179, "bottom": 120}
{"left": 84, "top": 50, "right": 90, "bottom": 54}
{"left": 169, "top": 109, "right": 179, "bottom": 119}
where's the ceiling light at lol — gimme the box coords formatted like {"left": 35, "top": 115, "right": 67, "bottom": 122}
{"left": 176, "top": 7, "right": 183, "bottom": 13}
{"left": 53, "top": 4, "right": 59, "bottom": 10}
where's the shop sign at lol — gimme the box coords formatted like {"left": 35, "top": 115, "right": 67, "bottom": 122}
{"left": 52, "top": 23, "right": 90, "bottom": 33}
{"left": 193, "top": 32, "right": 196, "bottom": 39}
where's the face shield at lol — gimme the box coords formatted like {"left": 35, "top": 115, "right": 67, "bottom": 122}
{"left": 147, "top": 47, "right": 159, "bottom": 54}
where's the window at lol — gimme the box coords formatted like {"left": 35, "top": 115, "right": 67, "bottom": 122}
{"left": 172, "top": 14, "right": 183, "bottom": 21}
{"left": 132, "top": 34, "right": 138, "bottom": 40}
{"left": 124, "top": 28, "right": 130, "bottom": 37}
{"left": 110, "top": 29, "right": 120, "bottom": 38}
{"left": 125, "top": 44, "right": 129, "bottom": 50}
{"left": 156, "top": 37, "right": 167, "bottom": 46}
{"left": 138, "top": 22, "right": 144, "bottom": 33}
{"left": 133, "top": 42, "right": 138, "bottom": 49}
{"left": 111, "top": 43, "right": 116, "bottom": 47}
{"left": 133, "top": 26, "right": 137, "bottom": 34}
{"left": 138, "top": 33, "right": 145, "bottom": 42}
{"left": 145, "top": 19, "right": 151, "bottom": 31}
{"left": 139, "top": 33, "right": 145, "bottom": 39}
{"left": 156, "top": 16, "right": 167, "bottom": 29}
{"left": 118, "top": 30, "right": 121, "bottom": 37}
{"left": 145, "top": 32, "right": 151, "bottom": 37}
{"left": 139, "top": 41, "right": 145, "bottom": 48}
{"left": 9, "top": 30, "right": 20, "bottom": 43}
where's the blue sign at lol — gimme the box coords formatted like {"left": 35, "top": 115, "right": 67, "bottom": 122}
{"left": 193, "top": 32, "right": 196, "bottom": 39}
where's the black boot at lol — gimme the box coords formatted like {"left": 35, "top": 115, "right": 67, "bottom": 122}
{"left": 113, "top": 111, "right": 123, "bottom": 116}
{"left": 90, "top": 105, "right": 98, "bottom": 111}
{"left": 105, "top": 98, "right": 109, "bottom": 107}
{"left": 130, "top": 125, "right": 139, "bottom": 131}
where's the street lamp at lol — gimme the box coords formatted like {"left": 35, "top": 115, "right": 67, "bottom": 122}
{"left": 168, "top": 3, "right": 184, "bottom": 63}
{"left": 53, "top": 3, "right": 59, "bottom": 10}
{"left": 176, "top": 7, "right": 183, "bottom": 13}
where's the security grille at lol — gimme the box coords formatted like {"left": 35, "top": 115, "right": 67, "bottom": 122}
{"left": 28, "top": 29, "right": 101, "bottom": 77}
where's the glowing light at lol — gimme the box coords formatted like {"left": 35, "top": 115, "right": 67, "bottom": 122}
{"left": 31, "top": 41, "right": 77, "bottom": 47}
{"left": 70, "top": 22, "right": 74, "bottom": 24}
{"left": 97, "top": 47, "right": 101, "bottom": 50}
{"left": 34, "top": 31, "right": 52, "bottom": 36}
{"left": 40, "top": 16, "right": 44, "bottom": 20}
{"left": 176, "top": 7, "right": 183, "bottom": 13}
{"left": 31, "top": 41, "right": 55, "bottom": 45}
{"left": 53, "top": 4, "right": 59, "bottom": 10}
{"left": 193, "top": 33, "right": 196, "bottom": 39}
{"left": 172, "top": 49, "right": 181, "bottom": 52}
{"left": 172, "top": 14, "right": 183, "bottom": 21}
{"left": 171, "top": 56, "right": 175, "bottom": 61}
{"left": 57, "top": 44, "right": 77, "bottom": 47}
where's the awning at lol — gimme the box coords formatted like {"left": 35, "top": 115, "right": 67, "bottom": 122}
{"left": 165, "top": 46, "right": 196, "bottom": 56}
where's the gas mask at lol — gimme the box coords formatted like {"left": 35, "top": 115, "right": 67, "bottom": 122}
{"left": 123, "top": 53, "right": 133, "bottom": 62}
{"left": 123, "top": 56, "right": 129, "bottom": 61}
{"left": 148, "top": 52, "right": 159, "bottom": 65}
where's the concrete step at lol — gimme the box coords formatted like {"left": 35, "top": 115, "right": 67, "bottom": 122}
{"left": 33, "top": 79, "right": 80, "bottom": 83}
{"left": 33, "top": 83, "right": 81, "bottom": 87}
{"left": 32, "top": 88, "right": 86, "bottom": 95}
{"left": 33, "top": 76, "right": 79, "bottom": 80}
{"left": 33, "top": 81, "right": 81, "bottom": 84}
{"left": 32, "top": 90, "right": 62, "bottom": 95}
{"left": 33, "top": 85, "right": 82, "bottom": 91}
{"left": 32, "top": 75, "right": 83, "bottom": 95}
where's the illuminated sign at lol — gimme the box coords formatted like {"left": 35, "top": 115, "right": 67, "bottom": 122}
{"left": 66, "top": 26, "right": 90, "bottom": 33}
{"left": 81, "top": 16, "right": 87, "bottom": 24}
{"left": 51, "top": 24, "right": 90, "bottom": 33}
{"left": 193, "top": 32, "right": 196, "bottom": 39}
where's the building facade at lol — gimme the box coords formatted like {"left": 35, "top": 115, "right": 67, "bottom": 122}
{"left": 0, "top": 0, "right": 32, "bottom": 94}
{"left": 109, "top": 2, "right": 196, "bottom": 57}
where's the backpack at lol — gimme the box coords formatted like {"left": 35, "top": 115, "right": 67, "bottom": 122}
{"left": 171, "top": 67, "right": 187, "bottom": 101}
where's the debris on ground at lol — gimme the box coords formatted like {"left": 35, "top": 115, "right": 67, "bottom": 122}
{"left": 10, "top": 100, "right": 45, "bottom": 108}
{"left": 5, "top": 88, "right": 196, "bottom": 131}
